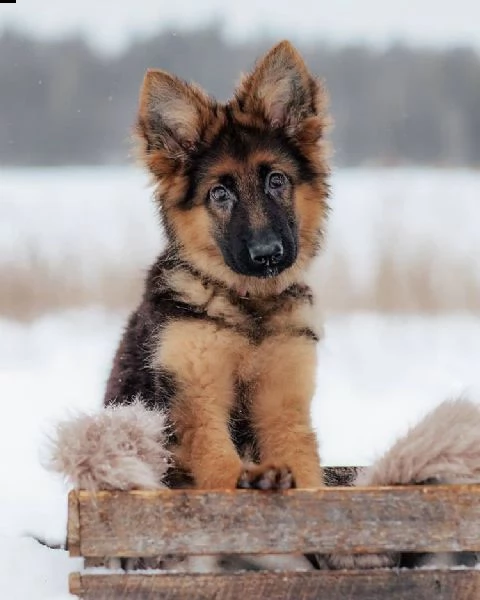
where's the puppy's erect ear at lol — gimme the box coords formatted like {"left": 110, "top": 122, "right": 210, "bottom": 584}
{"left": 136, "top": 70, "right": 214, "bottom": 170}
{"left": 235, "top": 40, "right": 328, "bottom": 134}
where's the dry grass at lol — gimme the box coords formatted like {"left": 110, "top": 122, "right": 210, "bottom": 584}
{"left": 2, "top": 247, "right": 479, "bottom": 322}
{"left": 316, "top": 250, "right": 480, "bottom": 314}
{"left": 0, "top": 256, "right": 145, "bottom": 322}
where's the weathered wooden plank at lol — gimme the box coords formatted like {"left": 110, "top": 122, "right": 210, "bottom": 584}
{"left": 69, "top": 570, "right": 480, "bottom": 600}
{"left": 68, "top": 490, "right": 81, "bottom": 557}
{"left": 72, "top": 484, "right": 480, "bottom": 557}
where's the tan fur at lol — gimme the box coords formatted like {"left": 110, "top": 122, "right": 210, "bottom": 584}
{"left": 295, "top": 182, "right": 330, "bottom": 261}
{"left": 167, "top": 269, "right": 215, "bottom": 307}
{"left": 153, "top": 320, "right": 249, "bottom": 488}
{"left": 248, "top": 334, "right": 322, "bottom": 488}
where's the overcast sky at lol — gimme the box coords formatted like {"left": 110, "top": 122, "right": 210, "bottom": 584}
{"left": 1, "top": 0, "right": 480, "bottom": 53}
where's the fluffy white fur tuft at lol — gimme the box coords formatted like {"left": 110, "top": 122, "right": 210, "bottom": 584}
{"left": 48, "top": 399, "right": 171, "bottom": 491}
{"left": 324, "top": 398, "right": 480, "bottom": 570}
{"left": 356, "top": 398, "right": 480, "bottom": 487}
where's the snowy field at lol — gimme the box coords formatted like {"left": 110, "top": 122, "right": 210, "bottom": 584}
{"left": 2, "top": 166, "right": 480, "bottom": 317}
{"left": 1, "top": 167, "right": 480, "bottom": 598}
{"left": 3, "top": 166, "right": 480, "bottom": 272}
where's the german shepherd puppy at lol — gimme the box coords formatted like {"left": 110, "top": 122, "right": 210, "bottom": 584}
{"left": 104, "top": 41, "right": 330, "bottom": 491}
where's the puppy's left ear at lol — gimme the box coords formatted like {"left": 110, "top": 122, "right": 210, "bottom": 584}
{"left": 235, "top": 40, "right": 328, "bottom": 135}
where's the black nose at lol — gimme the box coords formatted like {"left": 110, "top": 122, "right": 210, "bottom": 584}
{"left": 247, "top": 232, "right": 284, "bottom": 266}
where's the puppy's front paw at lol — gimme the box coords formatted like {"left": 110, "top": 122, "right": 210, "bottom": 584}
{"left": 237, "top": 464, "right": 295, "bottom": 490}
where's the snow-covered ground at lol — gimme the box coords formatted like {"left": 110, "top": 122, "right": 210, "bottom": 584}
{"left": 1, "top": 167, "right": 480, "bottom": 598}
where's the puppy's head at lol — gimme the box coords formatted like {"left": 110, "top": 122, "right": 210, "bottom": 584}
{"left": 136, "top": 41, "right": 330, "bottom": 293}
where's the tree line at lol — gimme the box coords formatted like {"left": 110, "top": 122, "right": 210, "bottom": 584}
{"left": 1, "top": 25, "right": 479, "bottom": 167}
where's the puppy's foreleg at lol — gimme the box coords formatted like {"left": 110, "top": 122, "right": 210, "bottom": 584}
{"left": 157, "top": 320, "right": 248, "bottom": 489}
{"left": 249, "top": 335, "right": 322, "bottom": 489}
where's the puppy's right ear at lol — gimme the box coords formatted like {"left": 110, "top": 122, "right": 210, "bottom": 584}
{"left": 136, "top": 70, "right": 214, "bottom": 175}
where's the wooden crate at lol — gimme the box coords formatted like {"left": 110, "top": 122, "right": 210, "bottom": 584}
{"left": 68, "top": 468, "right": 480, "bottom": 600}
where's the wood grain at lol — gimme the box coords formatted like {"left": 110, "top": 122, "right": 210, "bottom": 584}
{"left": 67, "top": 490, "right": 80, "bottom": 557}
{"left": 69, "top": 570, "right": 480, "bottom": 600}
{"left": 71, "top": 484, "right": 480, "bottom": 557}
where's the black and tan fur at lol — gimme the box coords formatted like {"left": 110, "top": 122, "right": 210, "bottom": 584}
{"left": 105, "top": 41, "right": 330, "bottom": 490}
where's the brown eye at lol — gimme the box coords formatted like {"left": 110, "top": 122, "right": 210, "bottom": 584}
{"left": 267, "top": 171, "right": 287, "bottom": 191}
{"left": 210, "top": 185, "right": 229, "bottom": 204}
